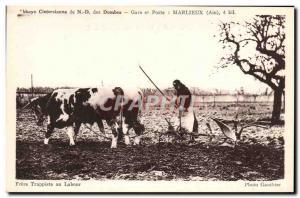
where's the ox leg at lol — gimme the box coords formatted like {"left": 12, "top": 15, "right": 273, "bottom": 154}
{"left": 122, "top": 120, "right": 130, "bottom": 145}
{"left": 124, "top": 132, "right": 130, "bottom": 145}
{"left": 123, "top": 125, "right": 131, "bottom": 145}
{"left": 44, "top": 123, "right": 54, "bottom": 144}
{"left": 97, "top": 120, "right": 105, "bottom": 134}
{"left": 106, "top": 119, "right": 118, "bottom": 149}
{"left": 66, "top": 126, "right": 76, "bottom": 146}
{"left": 116, "top": 123, "right": 130, "bottom": 145}
{"left": 134, "top": 135, "right": 141, "bottom": 145}
{"left": 133, "top": 121, "right": 145, "bottom": 146}
{"left": 74, "top": 122, "right": 81, "bottom": 142}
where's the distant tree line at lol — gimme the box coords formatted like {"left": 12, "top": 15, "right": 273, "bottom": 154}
{"left": 16, "top": 86, "right": 273, "bottom": 97}
{"left": 16, "top": 86, "right": 74, "bottom": 94}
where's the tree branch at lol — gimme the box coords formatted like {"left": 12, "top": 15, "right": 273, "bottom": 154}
{"left": 218, "top": 15, "right": 286, "bottom": 91}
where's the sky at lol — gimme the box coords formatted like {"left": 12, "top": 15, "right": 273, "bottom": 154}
{"left": 7, "top": 6, "right": 287, "bottom": 93}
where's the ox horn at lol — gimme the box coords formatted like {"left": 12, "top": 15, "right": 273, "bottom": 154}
{"left": 21, "top": 97, "right": 38, "bottom": 110}
{"left": 21, "top": 102, "right": 31, "bottom": 110}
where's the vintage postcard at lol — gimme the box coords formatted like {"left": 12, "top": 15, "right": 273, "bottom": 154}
{"left": 6, "top": 6, "right": 294, "bottom": 193}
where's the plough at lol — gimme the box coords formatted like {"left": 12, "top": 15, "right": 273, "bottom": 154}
{"left": 83, "top": 115, "right": 269, "bottom": 147}
{"left": 157, "top": 115, "right": 270, "bottom": 147}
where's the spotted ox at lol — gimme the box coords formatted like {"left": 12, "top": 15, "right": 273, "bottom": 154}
{"left": 25, "top": 87, "right": 144, "bottom": 148}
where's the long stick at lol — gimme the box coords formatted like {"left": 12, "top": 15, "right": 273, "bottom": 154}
{"left": 31, "top": 74, "right": 34, "bottom": 98}
{"left": 139, "top": 65, "right": 167, "bottom": 98}
{"left": 139, "top": 65, "right": 179, "bottom": 109}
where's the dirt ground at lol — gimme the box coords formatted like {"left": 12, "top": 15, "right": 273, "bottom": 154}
{"left": 16, "top": 103, "right": 284, "bottom": 181}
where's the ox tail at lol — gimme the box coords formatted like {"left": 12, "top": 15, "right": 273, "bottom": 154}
{"left": 138, "top": 90, "right": 144, "bottom": 113}
{"left": 193, "top": 111, "right": 198, "bottom": 133}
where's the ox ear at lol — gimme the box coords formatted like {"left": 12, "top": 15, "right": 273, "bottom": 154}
{"left": 112, "top": 87, "right": 124, "bottom": 96}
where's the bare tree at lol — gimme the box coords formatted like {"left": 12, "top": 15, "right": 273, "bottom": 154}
{"left": 217, "top": 15, "right": 285, "bottom": 124}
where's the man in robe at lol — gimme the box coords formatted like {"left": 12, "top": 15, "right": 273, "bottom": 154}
{"left": 173, "top": 79, "right": 198, "bottom": 134}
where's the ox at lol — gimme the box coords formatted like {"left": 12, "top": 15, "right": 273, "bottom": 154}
{"left": 25, "top": 87, "right": 144, "bottom": 148}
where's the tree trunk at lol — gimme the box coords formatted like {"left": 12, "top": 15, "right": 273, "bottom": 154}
{"left": 271, "top": 88, "right": 283, "bottom": 124}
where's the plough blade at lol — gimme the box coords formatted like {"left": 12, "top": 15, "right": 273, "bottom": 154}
{"left": 211, "top": 118, "right": 237, "bottom": 141}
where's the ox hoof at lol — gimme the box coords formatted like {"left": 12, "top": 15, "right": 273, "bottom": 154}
{"left": 69, "top": 142, "right": 76, "bottom": 146}
{"left": 110, "top": 142, "right": 117, "bottom": 149}
{"left": 44, "top": 138, "right": 49, "bottom": 145}
{"left": 133, "top": 136, "right": 141, "bottom": 145}
{"left": 111, "top": 137, "right": 118, "bottom": 149}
